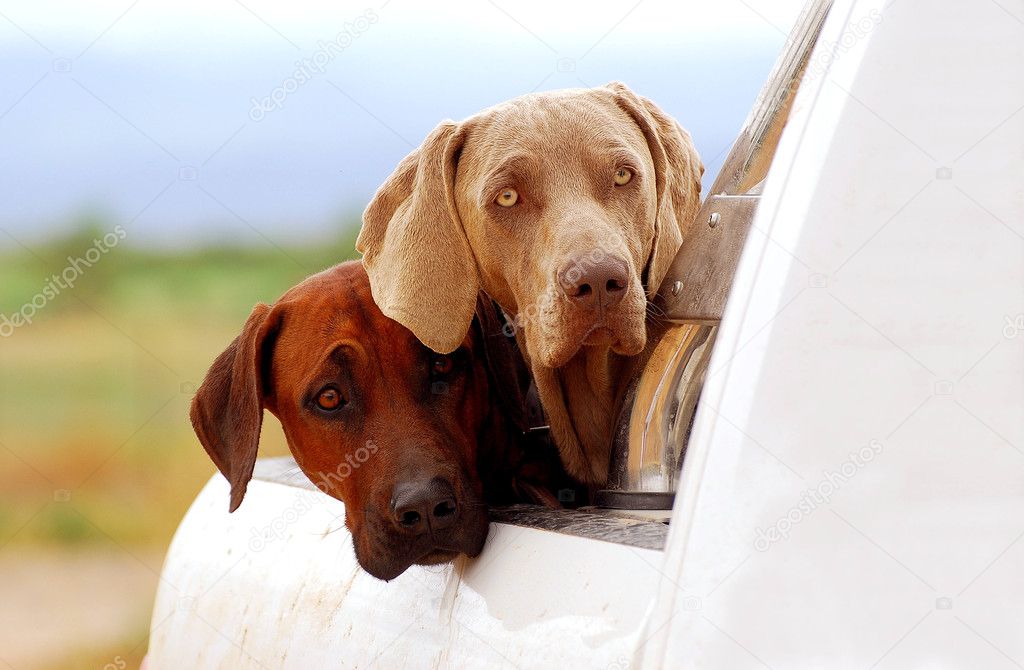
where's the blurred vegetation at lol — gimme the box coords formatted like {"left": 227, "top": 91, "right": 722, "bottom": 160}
{"left": 0, "top": 221, "right": 361, "bottom": 549}
{"left": 1, "top": 220, "right": 362, "bottom": 666}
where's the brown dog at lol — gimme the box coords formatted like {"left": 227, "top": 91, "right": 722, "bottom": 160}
{"left": 190, "top": 261, "right": 560, "bottom": 580}
{"left": 357, "top": 82, "right": 703, "bottom": 485}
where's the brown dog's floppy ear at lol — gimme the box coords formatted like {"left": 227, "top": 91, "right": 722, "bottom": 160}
{"left": 606, "top": 81, "right": 704, "bottom": 296}
{"left": 357, "top": 121, "right": 479, "bottom": 354}
{"left": 190, "top": 302, "right": 282, "bottom": 512}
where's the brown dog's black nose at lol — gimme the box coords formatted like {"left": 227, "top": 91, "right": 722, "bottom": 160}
{"left": 390, "top": 477, "right": 458, "bottom": 534}
{"left": 558, "top": 254, "right": 629, "bottom": 309}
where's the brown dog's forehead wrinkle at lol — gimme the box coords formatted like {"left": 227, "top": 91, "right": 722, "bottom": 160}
{"left": 273, "top": 310, "right": 361, "bottom": 380}
{"left": 269, "top": 262, "right": 410, "bottom": 404}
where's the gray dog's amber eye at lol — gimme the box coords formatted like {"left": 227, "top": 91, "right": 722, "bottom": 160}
{"left": 316, "top": 388, "right": 344, "bottom": 411}
{"left": 614, "top": 167, "right": 633, "bottom": 186}
{"left": 495, "top": 188, "right": 519, "bottom": 207}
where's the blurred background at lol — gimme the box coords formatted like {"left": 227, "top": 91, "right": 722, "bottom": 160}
{"left": 0, "top": 0, "right": 804, "bottom": 666}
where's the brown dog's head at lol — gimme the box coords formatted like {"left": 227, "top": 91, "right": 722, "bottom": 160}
{"left": 357, "top": 82, "right": 702, "bottom": 368}
{"left": 190, "top": 262, "right": 504, "bottom": 580}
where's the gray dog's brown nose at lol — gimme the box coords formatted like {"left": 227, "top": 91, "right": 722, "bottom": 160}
{"left": 558, "top": 255, "right": 629, "bottom": 309}
{"left": 390, "top": 477, "right": 458, "bottom": 534}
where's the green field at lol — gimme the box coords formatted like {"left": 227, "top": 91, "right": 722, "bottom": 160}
{"left": 0, "top": 224, "right": 361, "bottom": 667}
{"left": 0, "top": 224, "right": 360, "bottom": 546}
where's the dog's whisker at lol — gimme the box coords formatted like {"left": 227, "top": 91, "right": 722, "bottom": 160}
{"left": 645, "top": 301, "right": 669, "bottom": 326}
{"left": 281, "top": 470, "right": 307, "bottom": 483}
{"left": 646, "top": 300, "right": 667, "bottom": 317}
{"left": 323, "top": 513, "right": 349, "bottom": 535}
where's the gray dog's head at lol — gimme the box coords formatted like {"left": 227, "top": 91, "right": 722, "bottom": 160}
{"left": 357, "top": 82, "right": 703, "bottom": 369}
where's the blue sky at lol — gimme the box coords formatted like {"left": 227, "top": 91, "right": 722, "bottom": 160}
{"left": 0, "top": 0, "right": 805, "bottom": 248}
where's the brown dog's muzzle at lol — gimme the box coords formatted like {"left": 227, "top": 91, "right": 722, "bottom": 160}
{"left": 354, "top": 442, "right": 489, "bottom": 581}
{"left": 391, "top": 476, "right": 459, "bottom": 534}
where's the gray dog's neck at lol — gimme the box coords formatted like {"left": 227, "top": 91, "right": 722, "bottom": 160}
{"left": 523, "top": 315, "right": 669, "bottom": 487}
{"left": 526, "top": 343, "right": 628, "bottom": 485}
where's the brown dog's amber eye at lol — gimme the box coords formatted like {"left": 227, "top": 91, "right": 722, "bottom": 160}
{"left": 432, "top": 355, "right": 454, "bottom": 375}
{"left": 614, "top": 167, "right": 633, "bottom": 186}
{"left": 495, "top": 188, "right": 518, "bottom": 207}
{"left": 316, "top": 388, "right": 344, "bottom": 411}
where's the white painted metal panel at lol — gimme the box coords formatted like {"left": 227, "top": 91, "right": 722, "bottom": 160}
{"left": 148, "top": 473, "right": 664, "bottom": 669}
{"left": 642, "top": 0, "right": 1024, "bottom": 667}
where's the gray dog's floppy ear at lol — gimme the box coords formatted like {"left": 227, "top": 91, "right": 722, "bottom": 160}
{"left": 606, "top": 82, "right": 704, "bottom": 296}
{"left": 357, "top": 121, "right": 479, "bottom": 354}
{"left": 190, "top": 302, "right": 282, "bottom": 512}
